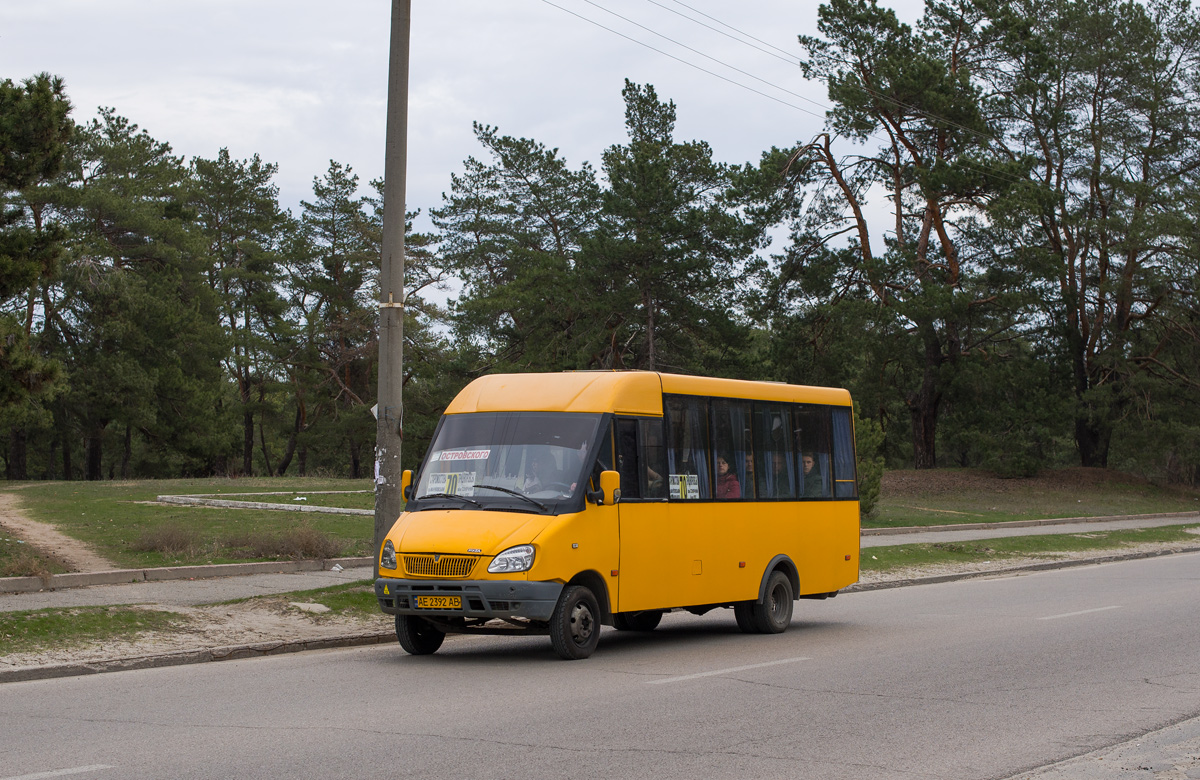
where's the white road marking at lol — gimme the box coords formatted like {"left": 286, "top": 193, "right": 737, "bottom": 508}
{"left": 1, "top": 766, "right": 114, "bottom": 780}
{"left": 647, "top": 656, "right": 811, "bottom": 684}
{"left": 1038, "top": 605, "right": 1123, "bottom": 621}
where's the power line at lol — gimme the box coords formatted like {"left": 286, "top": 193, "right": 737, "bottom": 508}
{"left": 643, "top": 0, "right": 800, "bottom": 67}
{"left": 577, "top": 0, "right": 831, "bottom": 114}
{"left": 660, "top": 0, "right": 1008, "bottom": 152}
{"left": 540, "top": 0, "right": 1026, "bottom": 188}
{"left": 538, "top": 0, "right": 829, "bottom": 124}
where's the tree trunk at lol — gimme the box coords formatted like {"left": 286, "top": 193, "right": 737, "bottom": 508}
{"left": 121, "top": 424, "right": 132, "bottom": 479}
{"left": 6, "top": 428, "right": 28, "bottom": 481}
{"left": 1075, "top": 416, "right": 1110, "bottom": 468}
{"left": 349, "top": 439, "right": 361, "bottom": 479}
{"left": 906, "top": 326, "right": 943, "bottom": 470}
{"left": 85, "top": 426, "right": 105, "bottom": 481}
{"left": 276, "top": 408, "right": 302, "bottom": 476}
{"left": 45, "top": 439, "right": 58, "bottom": 480}
{"left": 258, "top": 413, "right": 274, "bottom": 477}
{"left": 62, "top": 434, "right": 73, "bottom": 481}
{"left": 243, "top": 409, "right": 254, "bottom": 476}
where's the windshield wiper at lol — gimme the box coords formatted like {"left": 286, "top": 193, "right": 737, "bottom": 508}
{"left": 474, "top": 484, "right": 549, "bottom": 511}
{"left": 416, "top": 492, "right": 483, "bottom": 508}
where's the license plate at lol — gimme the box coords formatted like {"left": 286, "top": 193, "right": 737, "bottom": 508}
{"left": 415, "top": 595, "right": 461, "bottom": 610}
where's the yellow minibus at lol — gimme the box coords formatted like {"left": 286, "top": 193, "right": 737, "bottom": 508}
{"left": 374, "top": 371, "right": 860, "bottom": 659}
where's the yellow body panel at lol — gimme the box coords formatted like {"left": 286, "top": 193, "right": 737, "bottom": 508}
{"left": 446, "top": 371, "right": 664, "bottom": 416}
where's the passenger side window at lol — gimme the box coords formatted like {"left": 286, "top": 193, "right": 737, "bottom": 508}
{"left": 795, "top": 405, "right": 832, "bottom": 498}
{"left": 665, "top": 396, "right": 710, "bottom": 499}
{"left": 616, "top": 418, "right": 641, "bottom": 500}
{"left": 831, "top": 407, "right": 858, "bottom": 498}
{"left": 712, "top": 399, "right": 752, "bottom": 499}
{"left": 753, "top": 403, "right": 795, "bottom": 499}
{"left": 639, "top": 418, "right": 667, "bottom": 499}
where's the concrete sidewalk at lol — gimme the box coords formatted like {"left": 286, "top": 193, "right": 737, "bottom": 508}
{"left": 0, "top": 562, "right": 374, "bottom": 613}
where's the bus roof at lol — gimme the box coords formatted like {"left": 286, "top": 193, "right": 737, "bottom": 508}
{"left": 444, "top": 372, "right": 852, "bottom": 416}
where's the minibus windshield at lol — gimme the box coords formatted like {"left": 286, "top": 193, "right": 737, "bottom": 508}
{"left": 412, "top": 412, "right": 603, "bottom": 512}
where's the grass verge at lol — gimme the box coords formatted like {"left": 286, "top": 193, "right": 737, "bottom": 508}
{"left": 219, "top": 579, "right": 380, "bottom": 620}
{"left": 4, "top": 478, "right": 374, "bottom": 569}
{"left": 868, "top": 468, "right": 1200, "bottom": 528}
{"left": 0, "top": 605, "right": 188, "bottom": 656}
{"left": 861, "top": 524, "right": 1200, "bottom": 572}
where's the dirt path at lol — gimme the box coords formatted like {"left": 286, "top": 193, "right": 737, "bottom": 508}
{"left": 0, "top": 492, "right": 121, "bottom": 572}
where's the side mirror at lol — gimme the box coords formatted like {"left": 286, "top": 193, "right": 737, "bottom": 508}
{"left": 401, "top": 469, "right": 414, "bottom": 501}
{"left": 600, "top": 470, "right": 621, "bottom": 506}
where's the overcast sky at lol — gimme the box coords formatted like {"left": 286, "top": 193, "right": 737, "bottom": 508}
{"left": 2, "top": 0, "right": 923, "bottom": 229}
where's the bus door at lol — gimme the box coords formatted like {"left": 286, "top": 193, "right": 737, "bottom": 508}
{"left": 613, "top": 417, "right": 698, "bottom": 612}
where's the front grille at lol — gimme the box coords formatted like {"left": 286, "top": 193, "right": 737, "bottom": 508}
{"left": 403, "top": 554, "right": 479, "bottom": 579}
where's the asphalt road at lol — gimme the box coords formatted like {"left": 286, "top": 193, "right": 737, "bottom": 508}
{"left": 2, "top": 551, "right": 1198, "bottom": 780}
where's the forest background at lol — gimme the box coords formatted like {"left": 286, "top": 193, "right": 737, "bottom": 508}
{"left": 1, "top": 0, "right": 1198, "bottom": 489}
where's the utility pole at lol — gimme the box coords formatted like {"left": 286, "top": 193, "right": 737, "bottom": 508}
{"left": 375, "top": 0, "right": 410, "bottom": 578}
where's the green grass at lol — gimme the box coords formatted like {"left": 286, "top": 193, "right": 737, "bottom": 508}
{"left": 868, "top": 470, "right": 1200, "bottom": 528}
{"left": 861, "top": 524, "right": 1200, "bottom": 572}
{"left": 0, "top": 605, "right": 188, "bottom": 655}
{"left": 3, "top": 478, "right": 375, "bottom": 569}
{"left": 220, "top": 579, "right": 380, "bottom": 620}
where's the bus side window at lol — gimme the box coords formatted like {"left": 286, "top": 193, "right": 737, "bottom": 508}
{"left": 753, "top": 403, "right": 795, "bottom": 499}
{"left": 665, "top": 396, "right": 710, "bottom": 499}
{"left": 639, "top": 418, "right": 667, "bottom": 498}
{"left": 616, "top": 418, "right": 641, "bottom": 500}
{"left": 831, "top": 407, "right": 858, "bottom": 498}
{"left": 795, "top": 405, "right": 832, "bottom": 498}
{"left": 712, "top": 399, "right": 752, "bottom": 499}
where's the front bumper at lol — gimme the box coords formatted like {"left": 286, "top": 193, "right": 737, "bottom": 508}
{"left": 375, "top": 577, "right": 564, "bottom": 621}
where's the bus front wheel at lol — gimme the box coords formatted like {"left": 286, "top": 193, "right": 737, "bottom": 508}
{"left": 395, "top": 614, "right": 445, "bottom": 655}
{"left": 550, "top": 585, "right": 601, "bottom": 659}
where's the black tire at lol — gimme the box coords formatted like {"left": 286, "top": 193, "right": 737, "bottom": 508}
{"left": 733, "top": 602, "right": 758, "bottom": 634}
{"left": 395, "top": 614, "right": 445, "bottom": 655}
{"left": 550, "top": 585, "right": 601, "bottom": 659}
{"left": 751, "top": 570, "right": 794, "bottom": 634}
{"left": 612, "top": 610, "right": 662, "bottom": 632}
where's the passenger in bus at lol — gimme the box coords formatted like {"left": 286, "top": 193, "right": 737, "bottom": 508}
{"left": 715, "top": 454, "right": 741, "bottom": 499}
{"left": 802, "top": 453, "right": 825, "bottom": 497}
{"left": 769, "top": 452, "right": 794, "bottom": 498}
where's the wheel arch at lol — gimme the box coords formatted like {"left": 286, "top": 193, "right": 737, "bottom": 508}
{"left": 567, "top": 570, "right": 613, "bottom": 624}
{"left": 758, "top": 555, "right": 799, "bottom": 602}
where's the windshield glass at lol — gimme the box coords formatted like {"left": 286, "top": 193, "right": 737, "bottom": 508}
{"left": 413, "top": 412, "right": 603, "bottom": 512}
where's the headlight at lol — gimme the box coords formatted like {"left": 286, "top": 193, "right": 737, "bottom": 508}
{"left": 487, "top": 544, "right": 534, "bottom": 573}
{"left": 380, "top": 540, "right": 397, "bottom": 570}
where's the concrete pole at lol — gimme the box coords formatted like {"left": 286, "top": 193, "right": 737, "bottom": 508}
{"left": 375, "top": 0, "right": 411, "bottom": 578}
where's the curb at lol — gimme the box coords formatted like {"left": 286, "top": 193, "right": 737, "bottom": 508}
{"left": 861, "top": 510, "right": 1200, "bottom": 536}
{"left": 0, "top": 629, "right": 396, "bottom": 684}
{"left": 5, "top": 546, "right": 1199, "bottom": 685}
{"left": 0, "top": 557, "right": 374, "bottom": 595}
{"left": 845, "top": 544, "right": 1200, "bottom": 592}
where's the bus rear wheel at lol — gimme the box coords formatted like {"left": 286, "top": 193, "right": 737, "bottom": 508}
{"left": 550, "top": 585, "right": 601, "bottom": 659}
{"left": 395, "top": 614, "right": 445, "bottom": 655}
{"left": 751, "top": 570, "right": 794, "bottom": 634}
{"left": 613, "top": 610, "right": 662, "bottom": 632}
{"left": 734, "top": 602, "right": 757, "bottom": 633}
